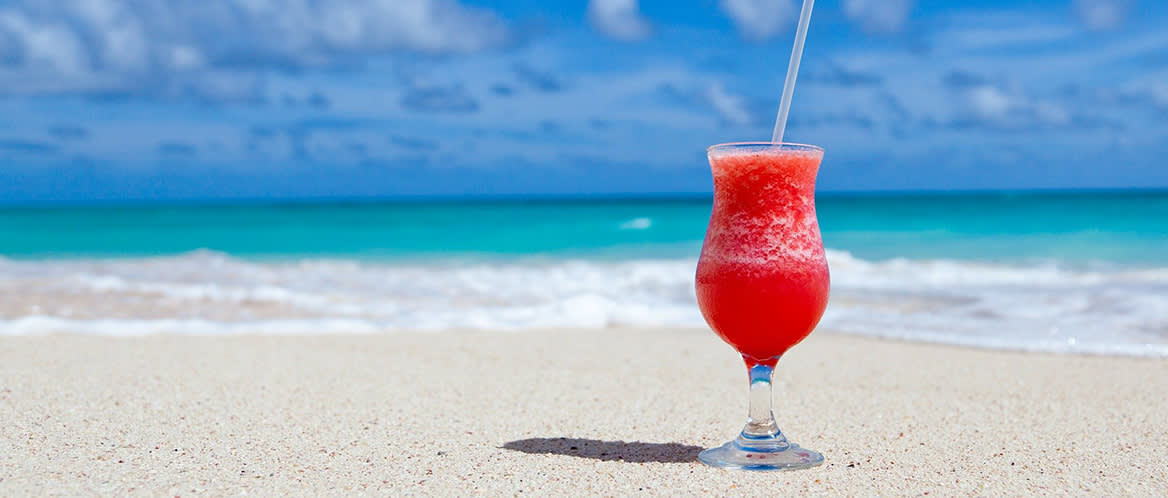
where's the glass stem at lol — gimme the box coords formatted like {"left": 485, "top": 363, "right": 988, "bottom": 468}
{"left": 737, "top": 357, "right": 790, "bottom": 449}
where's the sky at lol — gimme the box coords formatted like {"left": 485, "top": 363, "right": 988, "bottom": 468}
{"left": 0, "top": 0, "right": 1166, "bottom": 202}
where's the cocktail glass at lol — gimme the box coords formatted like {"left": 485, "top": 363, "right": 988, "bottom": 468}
{"left": 695, "top": 142, "right": 829, "bottom": 471}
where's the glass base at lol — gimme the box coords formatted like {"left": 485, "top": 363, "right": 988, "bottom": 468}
{"left": 699, "top": 438, "right": 824, "bottom": 471}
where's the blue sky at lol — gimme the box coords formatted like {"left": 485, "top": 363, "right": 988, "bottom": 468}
{"left": 0, "top": 0, "right": 1166, "bottom": 202}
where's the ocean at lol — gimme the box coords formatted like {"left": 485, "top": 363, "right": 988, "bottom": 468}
{"left": 1, "top": 191, "right": 1166, "bottom": 356}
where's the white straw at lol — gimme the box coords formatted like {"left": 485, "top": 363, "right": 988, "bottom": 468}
{"left": 771, "top": 0, "right": 816, "bottom": 143}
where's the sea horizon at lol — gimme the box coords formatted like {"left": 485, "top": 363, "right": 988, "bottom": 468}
{"left": 4, "top": 185, "right": 1168, "bottom": 209}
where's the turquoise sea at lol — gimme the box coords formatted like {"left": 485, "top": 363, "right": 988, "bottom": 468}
{"left": 1, "top": 191, "right": 1166, "bottom": 356}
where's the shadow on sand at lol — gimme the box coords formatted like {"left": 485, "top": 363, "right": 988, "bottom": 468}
{"left": 502, "top": 437, "right": 703, "bottom": 464}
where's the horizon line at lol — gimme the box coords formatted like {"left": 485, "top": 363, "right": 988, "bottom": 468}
{"left": 2, "top": 186, "right": 1167, "bottom": 209}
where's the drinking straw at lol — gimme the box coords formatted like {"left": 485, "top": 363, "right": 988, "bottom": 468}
{"left": 771, "top": 0, "right": 815, "bottom": 143}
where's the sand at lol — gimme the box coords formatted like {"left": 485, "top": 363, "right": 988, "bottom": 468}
{"left": 1, "top": 329, "right": 1165, "bottom": 496}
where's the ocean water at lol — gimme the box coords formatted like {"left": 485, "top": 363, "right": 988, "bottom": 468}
{"left": 1, "top": 192, "right": 1166, "bottom": 356}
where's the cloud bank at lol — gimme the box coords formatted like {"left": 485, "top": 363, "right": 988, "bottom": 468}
{"left": 0, "top": 0, "right": 508, "bottom": 97}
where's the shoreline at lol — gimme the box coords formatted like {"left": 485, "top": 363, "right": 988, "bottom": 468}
{"left": 2, "top": 321, "right": 1165, "bottom": 359}
{"left": 2, "top": 329, "right": 1166, "bottom": 495}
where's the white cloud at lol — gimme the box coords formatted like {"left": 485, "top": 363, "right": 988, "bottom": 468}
{"left": 0, "top": 0, "right": 508, "bottom": 97}
{"left": 587, "top": 0, "right": 651, "bottom": 41}
{"left": 719, "top": 0, "right": 797, "bottom": 41}
{"left": 0, "top": 10, "right": 88, "bottom": 75}
{"left": 1034, "top": 102, "right": 1071, "bottom": 126}
{"left": 706, "top": 82, "right": 753, "bottom": 126}
{"left": 1145, "top": 86, "right": 1168, "bottom": 109}
{"left": 967, "top": 86, "right": 1012, "bottom": 119}
{"left": 1121, "top": 80, "right": 1168, "bottom": 110}
{"left": 938, "top": 25, "right": 1076, "bottom": 51}
{"left": 959, "top": 84, "right": 1072, "bottom": 128}
{"left": 722, "top": 0, "right": 915, "bottom": 39}
{"left": 1073, "top": 0, "right": 1130, "bottom": 31}
{"left": 843, "top": 0, "right": 915, "bottom": 35}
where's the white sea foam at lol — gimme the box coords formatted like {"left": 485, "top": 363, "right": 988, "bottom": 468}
{"left": 0, "top": 250, "right": 1165, "bottom": 356}
{"left": 619, "top": 217, "right": 653, "bottom": 230}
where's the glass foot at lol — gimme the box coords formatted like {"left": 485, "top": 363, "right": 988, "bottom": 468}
{"left": 699, "top": 439, "right": 824, "bottom": 471}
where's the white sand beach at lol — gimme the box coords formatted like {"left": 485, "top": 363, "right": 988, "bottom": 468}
{"left": 1, "top": 329, "right": 1165, "bottom": 496}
